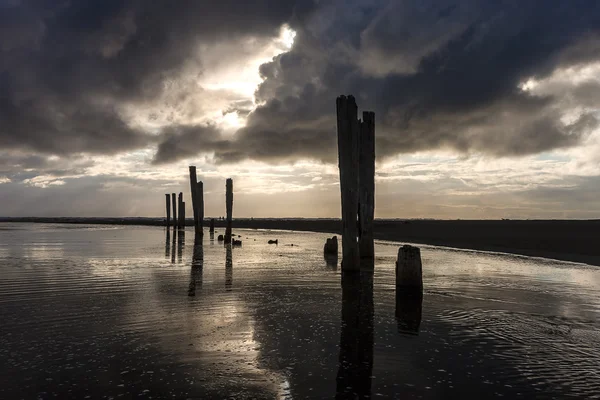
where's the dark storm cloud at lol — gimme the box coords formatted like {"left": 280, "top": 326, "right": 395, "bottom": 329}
{"left": 2, "top": 0, "right": 600, "bottom": 165}
{"left": 0, "top": 0, "right": 316, "bottom": 155}
{"left": 152, "top": 124, "right": 226, "bottom": 165}
{"left": 210, "top": 0, "right": 600, "bottom": 163}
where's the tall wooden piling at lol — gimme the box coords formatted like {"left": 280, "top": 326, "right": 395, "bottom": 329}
{"left": 336, "top": 95, "right": 360, "bottom": 271}
{"left": 171, "top": 193, "right": 177, "bottom": 228}
{"left": 189, "top": 166, "right": 200, "bottom": 235}
{"left": 197, "top": 181, "right": 204, "bottom": 234}
{"left": 359, "top": 111, "right": 375, "bottom": 259}
{"left": 165, "top": 194, "right": 171, "bottom": 228}
{"left": 224, "top": 178, "right": 233, "bottom": 244}
{"left": 209, "top": 218, "right": 215, "bottom": 233}
{"left": 178, "top": 192, "right": 184, "bottom": 230}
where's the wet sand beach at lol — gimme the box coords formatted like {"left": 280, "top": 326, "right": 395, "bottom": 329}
{"left": 0, "top": 223, "right": 599, "bottom": 399}
{"left": 2, "top": 217, "right": 599, "bottom": 266}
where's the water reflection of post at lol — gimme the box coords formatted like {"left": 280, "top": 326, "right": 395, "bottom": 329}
{"left": 395, "top": 291, "right": 423, "bottom": 335}
{"left": 225, "top": 244, "right": 233, "bottom": 290}
{"left": 188, "top": 234, "right": 203, "bottom": 297}
{"left": 209, "top": 231, "right": 214, "bottom": 245}
{"left": 336, "top": 271, "right": 374, "bottom": 399}
{"left": 177, "top": 229, "right": 185, "bottom": 264}
{"left": 165, "top": 229, "right": 171, "bottom": 259}
{"left": 324, "top": 253, "right": 338, "bottom": 269}
{"left": 171, "top": 229, "right": 176, "bottom": 264}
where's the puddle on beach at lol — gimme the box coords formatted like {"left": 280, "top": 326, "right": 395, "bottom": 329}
{"left": 0, "top": 223, "right": 599, "bottom": 399}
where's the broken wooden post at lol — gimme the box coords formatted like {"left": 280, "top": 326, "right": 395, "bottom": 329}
{"left": 171, "top": 193, "right": 177, "bottom": 229}
{"left": 197, "top": 181, "right": 204, "bottom": 235}
{"left": 396, "top": 245, "right": 423, "bottom": 292}
{"left": 224, "top": 178, "right": 233, "bottom": 244}
{"left": 165, "top": 194, "right": 171, "bottom": 228}
{"left": 178, "top": 192, "right": 184, "bottom": 230}
{"left": 181, "top": 201, "right": 186, "bottom": 228}
{"left": 209, "top": 218, "right": 215, "bottom": 233}
{"left": 189, "top": 166, "right": 200, "bottom": 235}
{"left": 359, "top": 111, "right": 375, "bottom": 259}
{"left": 336, "top": 95, "right": 360, "bottom": 271}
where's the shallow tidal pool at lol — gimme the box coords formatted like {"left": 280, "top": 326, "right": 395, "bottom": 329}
{"left": 0, "top": 223, "right": 599, "bottom": 399}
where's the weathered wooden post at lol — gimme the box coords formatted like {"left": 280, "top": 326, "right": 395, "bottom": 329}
{"left": 189, "top": 166, "right": 200, "bottom": 234}
{"left": 178, "top": 192, "right": 184, "bottom": 230}
{"left": 209, "top": 218, "right": 215, "bottom": 233}
{"left": 224, "top": 178, "right": 233, "bottom": 244}
{"left": 181, "top": 202, "right": 186, "bottom": 228}
{"left": 165, "top": 194, "right": 171, "bottom": 228}
{"left": 336, "top": 95, "right": 360, "bottom": 271}
{"left": 359, "top": 112, "right": 375, "bottom": 260}
{"left": 171, "top": 193, "right": 177, "bottom": 229}
{"left": 197, "top": 181, "right": 204, "bottom": 234}
{"left": 396, "top": 245, "right": 423, "bottom": 292}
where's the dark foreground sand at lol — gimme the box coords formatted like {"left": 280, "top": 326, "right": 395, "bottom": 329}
{"left": 1, "top": 217, "right": 599, "bottom": 266}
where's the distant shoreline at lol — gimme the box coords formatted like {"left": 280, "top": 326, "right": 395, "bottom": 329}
{"left": 1, "top": 217, "right": 599, "bottom": 267}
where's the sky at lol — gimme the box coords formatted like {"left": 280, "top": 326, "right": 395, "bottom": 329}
{"left": 1, "top": 0, "right": 600, "bottom": 219}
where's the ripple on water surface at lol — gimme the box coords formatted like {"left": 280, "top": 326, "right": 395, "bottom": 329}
{"left": 0, "top": 223, "right": 599, "bottom": 399}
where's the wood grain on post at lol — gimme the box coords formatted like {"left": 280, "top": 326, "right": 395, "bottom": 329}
{"left": 197, "top": 181, "right": 204, "bottom": 235}
{"left": 189, "top": 166, "right": 199, "bottom": 234}
{"left": 225, "top": 178, "right": 233, "bottom": 244}
{"left": 165, "top": 194, "right": 171, "bottom": 228}
{"left": 359, "top": 111, "right": 375, "bottom": 260}
{"left": 171, "top": 193, "right": 177, "bottom": 229}
{"left": 336, "top": 95, "right": 360, "bottom": 271}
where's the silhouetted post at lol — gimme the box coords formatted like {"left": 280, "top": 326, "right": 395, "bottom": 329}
{"left": 197, "top": 181, "right": 204, "bottom": 234}
{"left": 396, "top": 245, "right": 423, "bottom": 292}
{"left": 165, "top": 194, "right": 171, "bottom": 228}
{"left": 224, "top": 178, "right": 233, "bottom": 244}
{"left": 359, "top": 111, "right": 375, "bottom": 260}
{"left": 171, "top": 193, "right": 177, "bottom": 229}
{"left": 178, "top": 192, "right": 184, "bottom": 230}
{"left": 189, "top": 166, "right": 200, "bottom": 234}
{"left": 336, "top": 95, "right": 360, "bottom": 271}
{"left": 181, "top": 201, "right": 186, "bottom": 228}
{"left": 209, "top": 218, "right": 215, "bottom": 233}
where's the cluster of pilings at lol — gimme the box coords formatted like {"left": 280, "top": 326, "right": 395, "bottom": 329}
{"left": 164, "top": 168, "right": 231, "bottom": 241}
{"left": 336, "top": 95, "right": 423, "bottom": 304}
{"left": 336, "top": 95, "right": 375, "bottom": 271}
{"left": 164, "top": 192, "right": 186, "bottom": 230}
